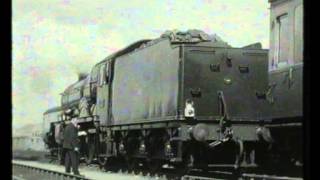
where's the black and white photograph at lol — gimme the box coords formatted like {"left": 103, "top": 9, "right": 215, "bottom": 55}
{"left": 12, "top": 0, "right": 304, "bottom": 179}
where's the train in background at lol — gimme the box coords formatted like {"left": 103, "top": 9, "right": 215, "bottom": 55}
{"left": 41, "top": 0, "right": 303, "bottom": 175}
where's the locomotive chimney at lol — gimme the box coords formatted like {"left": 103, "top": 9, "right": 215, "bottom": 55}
{"left": 78, "top": 73, "right": 88, "bottom": 81}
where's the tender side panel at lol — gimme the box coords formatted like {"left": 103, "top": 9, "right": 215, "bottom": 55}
{"left": 111, "top": 40, "right": 180, "bottom": 124}
{"left": 184, "top": 46, "right": 268, "bottom": 120}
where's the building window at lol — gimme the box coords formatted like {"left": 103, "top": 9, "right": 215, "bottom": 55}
{"left": 274, "top": 13, "right": 290, "bottom": 68}
{"left": 294, "top": 4, "right": 303, "bottom": 63}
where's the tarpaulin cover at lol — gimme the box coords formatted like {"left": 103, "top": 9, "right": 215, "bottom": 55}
{"left": 112, "top": 39, "right": 180, "bottom": 124}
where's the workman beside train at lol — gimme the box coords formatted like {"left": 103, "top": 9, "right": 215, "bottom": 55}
{"left": 63, "top": 118, "right": 83, "bottom": 176}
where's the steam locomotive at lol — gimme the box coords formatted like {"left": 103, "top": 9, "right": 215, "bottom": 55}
{"left": 42, "top": 0, "right": 303, "bottom": 175}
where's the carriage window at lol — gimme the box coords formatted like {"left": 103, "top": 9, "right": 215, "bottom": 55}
{"left": 294, "top": 4, "right": 303, "bottom": 63}
{"left": 274, "top": 13, "right": 289, "bottom": 68}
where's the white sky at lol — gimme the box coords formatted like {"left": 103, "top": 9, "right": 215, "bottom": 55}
{"left": 12, "top": 0, "right": 270, "bottom": 131}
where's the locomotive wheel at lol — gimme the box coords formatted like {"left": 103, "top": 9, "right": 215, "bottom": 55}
{"left": 98, "top": 156, "right": 107, "bottom": 169}
{"left": 84, "top": 135, "right": 96, "bottom": 164}
{"left": 126, "top": 157, "right": 139, "bottom": 174}
{"left": 234, "top": 139, "right": 244, "bottom": 170}
{"left": 57, "top": 148, "right": 64, "bottom": 165}
{"left": 85, "top": 144, "right": 95, "bottom": 164}
{"left": 105, "top": 157, "right": 124, "bottom": 172}
{"left": 176, "top": 154, "right": 194, "bottom": 175}
{"left": 57, "top": 152, "right": 62, "bottom": 164}
{"left": 148, "top": 159, "right": 163, "bottom": 175}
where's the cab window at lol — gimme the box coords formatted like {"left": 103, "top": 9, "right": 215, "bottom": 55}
{"left": 274, "top": 13, "right": 289, "bottom": 68}
{"left": 105, "top": 63, "right": 109, "bottom": 84}
{"left": 99, "top": 64, "right": 106, "bottom": 86}
{"left": 294, "top": 4, "right": 303, "bottom": 63}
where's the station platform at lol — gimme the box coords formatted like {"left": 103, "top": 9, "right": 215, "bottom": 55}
{"left": 12, "top": 159, "right": 157, "bottom": 180}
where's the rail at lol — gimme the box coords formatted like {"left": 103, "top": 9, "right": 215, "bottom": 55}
{"left": 12, "top": 160, "right": 303, "bottom": 180}
{"left": 12, "top": 162, "right": 92, "bottom": 180}
{"left": 241, "top": 173, "right": 303, "bottom": 180}
{"left": 181, "top": 172, "right": 303, "bottom": 180}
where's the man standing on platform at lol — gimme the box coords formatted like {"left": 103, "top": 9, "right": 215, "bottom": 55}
{"left": 63, "top": 118, "right": 83, "bottom": 176}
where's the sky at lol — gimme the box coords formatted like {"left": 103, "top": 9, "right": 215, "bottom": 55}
{"left": 12, "top": 0, "right": 270, "bottom": 132}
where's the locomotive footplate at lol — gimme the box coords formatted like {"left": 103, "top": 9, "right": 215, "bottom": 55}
{"left": 76, "top": 116, "right": 99, "bottom": 124}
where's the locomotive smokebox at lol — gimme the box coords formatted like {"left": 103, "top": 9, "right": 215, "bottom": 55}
{"left": 190, "top": 123, "right": 210, "bottom": 142}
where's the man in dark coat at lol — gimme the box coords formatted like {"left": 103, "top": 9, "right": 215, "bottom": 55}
{"left": 63, "top": 118, "right": 82, "bottom": 175}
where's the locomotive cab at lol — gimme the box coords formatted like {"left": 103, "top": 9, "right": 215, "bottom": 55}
{"left": 258, "top": 0, "right": 304, "bottom": 170}
{"left": 266, "top": 0, "right": 303, "bottom": 119}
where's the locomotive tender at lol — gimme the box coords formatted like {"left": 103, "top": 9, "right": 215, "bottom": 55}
{"left": 42, "top": 0, "right": 303, "bottom": 174}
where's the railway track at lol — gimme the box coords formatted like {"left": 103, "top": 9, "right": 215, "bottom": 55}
{"left": 240, "top": 173, "right": 303, "bottom": 180}
{"left": 12, "top": 162, "right": 91, "bottom": 180}
{"left": 12, "top": 159, "right": 304, "bottom": 180}
{"left": 101, "top": 164, "right": 303, "bottom": 180}
{"left": 180, "top": 168, "right": 304, "bottom": 180}
{"left": 181, "top": 172, "right": 303, "bottom": 180}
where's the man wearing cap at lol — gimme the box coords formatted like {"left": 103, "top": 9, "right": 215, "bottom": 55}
{"left": 63, "top": 118, "right": 82, "bottom": 176}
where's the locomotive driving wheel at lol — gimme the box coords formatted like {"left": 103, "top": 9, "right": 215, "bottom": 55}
{"left": 57, "top": 148, "right": 64, "bottom": 165}
{"left": 148, "top": 159, "right": 163, "bottom": 175}
{"left": 126, "top": 156, "right": 140, "bottom": 174}
{"left": 84, "top": 134, "right": 96, "bottom": 164}
{"left": 176, "top": 153, "right": 194, "bottom": 175}
{"left": 105, "top": 157, "right": 125, "bottom": 172}
{"left": 98, "top": 156, "right": 107, "bottom": 169}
